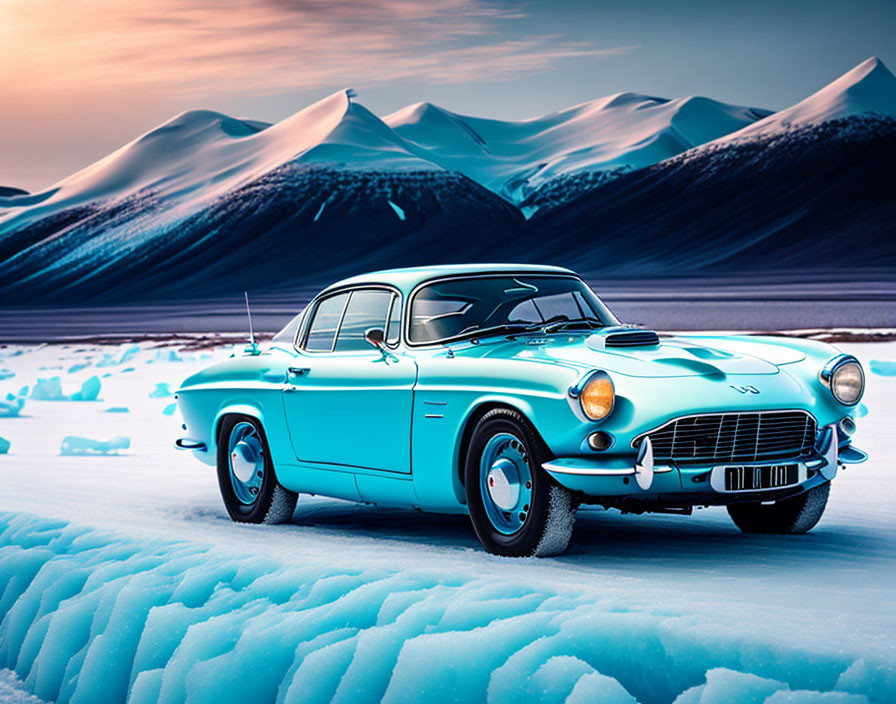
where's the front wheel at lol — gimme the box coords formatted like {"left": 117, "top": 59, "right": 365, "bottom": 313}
{"left": 727, "top": 482, "right": 830, "bottom": 534}
{"left": 464, "top": 408, "right": 577, "bottom": 557}
{"left": 217, "top": 415, "right": 298, "bottom": 524}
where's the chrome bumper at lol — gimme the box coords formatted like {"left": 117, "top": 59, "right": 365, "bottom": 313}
{"left": 543, "top": 423, "right": 867, "bottom": 493}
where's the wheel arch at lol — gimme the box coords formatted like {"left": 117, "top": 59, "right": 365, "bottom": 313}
{"left": 213, "top": 404, "right": 267, "bottom": 454}
{"left": 454, "top": 397, "right": 543, "bottom": 496}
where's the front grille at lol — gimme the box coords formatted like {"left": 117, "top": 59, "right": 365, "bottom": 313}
{"left": 635, "top": 411, "right": 817, "bottom": 465}
{"left": 724, "top": 464, "right": 799, "bottom": 491}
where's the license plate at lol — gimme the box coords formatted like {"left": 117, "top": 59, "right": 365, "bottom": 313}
{"left": 722, "top": 464, "right": 799, "bottom": 491}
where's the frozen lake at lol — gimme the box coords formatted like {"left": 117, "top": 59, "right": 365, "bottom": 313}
{"left": 0, "top": 340, "right": 894, "bottom": 703}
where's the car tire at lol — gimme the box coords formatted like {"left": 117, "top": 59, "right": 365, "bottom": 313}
{"left": 464, "top": 408, "right": 577, "bottom": 557}
{"left": 217, "top": 414, "right": 298, "bottom": 524}
{"left": 727, "top": 481, "right": 830, "bottom": 534}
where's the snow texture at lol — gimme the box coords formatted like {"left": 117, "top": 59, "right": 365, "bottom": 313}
{"left": 0, "top": 669, "right": 47, "bottom": 704}
{"left": 0, "top": 341, "right": 894, "bottom": 703}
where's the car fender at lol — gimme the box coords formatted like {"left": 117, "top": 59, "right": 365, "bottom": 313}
{"left": 212, "top": 402, "right": 268, "bottom": 457}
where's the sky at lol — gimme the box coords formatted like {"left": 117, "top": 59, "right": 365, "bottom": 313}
{"left": 1, "top": 0, "right": 895, "bottom": 191}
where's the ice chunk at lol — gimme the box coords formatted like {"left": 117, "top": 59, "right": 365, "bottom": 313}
{"left": 67, "top": 363, "right": 89, "bottom": 373}
{"left": 0, "top": 397, "right": 25, "bottom": 417}
{"left": 149, "top": 383, "right": 172, "bottom": 398}
{"left": 17, "top": 385, "right": 28, "bottom": 396}
{"left": 29, "top": 377, "right": 64, "bottom": 400}
{"left": 162, "top": 403, "right": 176, "bottom": 416}
{"left": 869, "top": 360, "right": 896, "bottom": 376}
{"left": 105, "top": 407, "right": 130, "bottom": 413}
{"left": 0, "top": 436, "right": 9, "bottom": 454}
{"left": 30, "top": 376, "right": 101, "bottom": 401}
{"left": 69, "top": 376, "right": 101, "bottom": 401}
{"left": 96, "top": 345, "right": 141, "bottom": 368}
{"left": 0, "top": 368, "right": 14, "bottom": 380}
{"left": 60, "top": 436, "right": 130, "bottom": 455}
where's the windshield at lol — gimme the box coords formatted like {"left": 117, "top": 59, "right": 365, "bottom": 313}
{"left": 409, "top": 275, "right": 619, "bottom": 344}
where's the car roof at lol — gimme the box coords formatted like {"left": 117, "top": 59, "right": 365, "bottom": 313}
{"left": 321, "top": 263, "right": 577, "bottom": 298}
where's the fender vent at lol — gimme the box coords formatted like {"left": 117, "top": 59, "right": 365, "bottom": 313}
{"left": 604, "top": 330, "right": 660, "bottom": 347}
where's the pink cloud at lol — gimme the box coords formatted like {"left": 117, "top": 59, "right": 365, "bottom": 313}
{"left": 1, "top": 0, "right": 633, "bottom": 95}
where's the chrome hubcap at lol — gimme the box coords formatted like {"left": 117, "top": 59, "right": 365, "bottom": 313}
{"left": 228, "top": 422, "right": 265, "bottom": 505}
{"left": 480, "top": 433, "right": 533, "bottom": 535}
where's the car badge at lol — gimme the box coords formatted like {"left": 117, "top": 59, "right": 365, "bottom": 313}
{"left": 730, "top": 385, "right": 760, "bottom": 394}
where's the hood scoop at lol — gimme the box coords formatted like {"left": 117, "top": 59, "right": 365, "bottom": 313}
{"left": 602, "top": 328, "right": 661, "bottom": 348}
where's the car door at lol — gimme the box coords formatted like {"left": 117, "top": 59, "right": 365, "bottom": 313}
{"left": 282, "top": 287, "right": 416, "bottom": 473}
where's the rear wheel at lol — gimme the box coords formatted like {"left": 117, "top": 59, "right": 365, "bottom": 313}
{"left": 727, "top": 482, "right": 830, "bottom": 534}
{"left": 217, "top": 415, "right": 297, "bottom": 524}
{"left": 464, "top": 408, "right": 576, "bottom": 557}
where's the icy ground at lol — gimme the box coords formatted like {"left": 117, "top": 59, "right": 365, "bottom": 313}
{"left": 0, "top": 341, "right": 894, "bottom": 703}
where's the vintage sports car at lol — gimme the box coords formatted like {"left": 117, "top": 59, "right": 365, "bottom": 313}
{"left": 176, "top": 265, "right": 868, "bottom": 556}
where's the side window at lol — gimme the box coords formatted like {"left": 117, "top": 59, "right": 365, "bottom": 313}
{"left": 305, "top": 293, "right": 349, "bottom": 352}
{"left": 386, "top": 294, "right": 401, "bottom": 345}
{"left": 333, "top": 290, "right": 393, "bottom": 352}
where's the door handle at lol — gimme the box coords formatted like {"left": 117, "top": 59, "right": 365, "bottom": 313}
{"left": 287, "top": 367, "right": 310, "bottom": 377}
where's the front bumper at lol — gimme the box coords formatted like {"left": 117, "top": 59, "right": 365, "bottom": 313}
{"left": 543, "top": 422, "right": 867, "bottom": 502}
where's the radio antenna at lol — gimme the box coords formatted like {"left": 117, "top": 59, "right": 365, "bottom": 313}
{"left": 244, "top": 291, "right": 258, "bottom": 352}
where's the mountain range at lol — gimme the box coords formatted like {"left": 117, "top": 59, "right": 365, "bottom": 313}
{"left": 1, "top": 57, "right": 894, "bottom": 304}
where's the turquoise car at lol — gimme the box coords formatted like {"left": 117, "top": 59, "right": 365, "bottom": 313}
{"left": 176, "top": 264, "right": 868, "bottom": 556}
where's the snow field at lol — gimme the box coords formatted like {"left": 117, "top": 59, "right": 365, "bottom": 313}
{"left": 0, "top": 340, "right": 894, "bottom": 703}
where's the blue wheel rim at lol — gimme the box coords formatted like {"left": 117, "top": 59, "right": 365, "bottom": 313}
{"left": 227, "top": 422, "right": 265, "bottom": 505}
{"left": 479, "top": 432, "right": 533, "bottom": 535}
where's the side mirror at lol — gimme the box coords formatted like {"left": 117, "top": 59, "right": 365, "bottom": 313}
{"left": 364, "top": 327, "right": 386, "bottom": 350}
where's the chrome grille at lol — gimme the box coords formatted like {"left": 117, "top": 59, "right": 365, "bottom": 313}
{"left": 635, "top": 411, "right": 817, "bottom": 465}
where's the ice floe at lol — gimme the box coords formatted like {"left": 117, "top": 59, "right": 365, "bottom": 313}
{"left": 29, "top": 376, "right": 101, "bottom": 402}
{"left": 148, "top": 383, "right": 172, "bottom": 398}
{"left": 59, "top": 437, "right": 130, "bottom": 456}
{"left": 0, "top": 396, "right": 25, "bottom": 418}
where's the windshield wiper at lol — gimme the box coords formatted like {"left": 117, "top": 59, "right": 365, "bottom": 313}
{"left": 541, "top": 318, "right": 605, "bottom": 334}
{"left": 457, "top": 322, "right": 541, "bottom": 341}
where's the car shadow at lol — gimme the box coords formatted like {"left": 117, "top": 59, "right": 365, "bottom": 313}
{"left": 288, "top": 500, "right": 887, "bottom": 570}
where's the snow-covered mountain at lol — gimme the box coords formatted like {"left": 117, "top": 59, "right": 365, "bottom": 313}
{"left": 386, "top": 94, "right": 769, "bottom": 202}
{"left": 528, "top": 58, "right": 896, "bottom": 276}
{"left": 716, "top": 57, "right": 896, "bottom": 143}
{"left": 0, "top": 90, "right": 437, "bottom": 232}
{"left": 1, "top": 58, "right": 894, "bottom": 304}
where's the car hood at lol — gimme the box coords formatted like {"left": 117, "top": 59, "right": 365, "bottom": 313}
{"left": 457, "top": 331, "right": 805, "bottom": 378}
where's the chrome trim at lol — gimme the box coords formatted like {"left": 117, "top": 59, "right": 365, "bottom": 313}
{"left": 404, "top": 272, "right": 619, "bottom": 348}
{"left": 819, "top": 423, "right": 839, "bottom": 480}
{"left": 542, "top": 458, "right": 674, "bottom": 477}
{"left": 840, "top": 445, "right": 868, "bottom": 464}
{"left": 634, "top": 436, "right": 654, "bottom": 490}
{"left": 632, "top": 408, "right": 818, "bottom": 448}
{"left": 631, "top": 409, "right": 818, "bottom": 465}
{"left": 819, "top": 355, "right": 864, "bottom": 406}
{"left": 297, "top": 284, "right": 403, "bottom": 354}
{"left": 175, "top": 438, "right": 207, "bottom": 452}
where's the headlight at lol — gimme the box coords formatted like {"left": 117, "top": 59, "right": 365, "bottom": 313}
{"left": 821, "top": 357, "right": 864, "bottom": 406}
{"left": 572, "top": 370, "right": 615, "bottom": 421}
